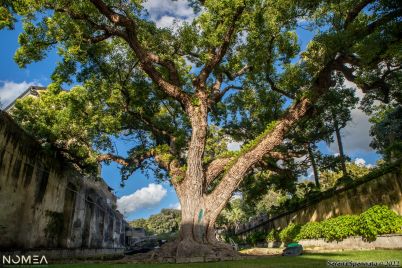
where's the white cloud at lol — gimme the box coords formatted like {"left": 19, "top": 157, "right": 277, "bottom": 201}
{"left": 143, "top": 0, "right": 196, "bottom": 28}
{"left": 354, "top": 157, "right": 366, "bottom": 166}
{"left": 0, "top": 80, "right": 41, "bottom": 109}
{"left": 117, "top": 183, "right": 167, "bottom": 214}
{"left": 169, "top": 202, "right": 181, "bottom": 210}
{"left": 227, "top": 141, "right": 243, "bottom": 151}
{"left": 329, "top": 81, "right": 373, "bottom": 153}
{"left": 354, "top": 157, "right": 373, "bottom": 168}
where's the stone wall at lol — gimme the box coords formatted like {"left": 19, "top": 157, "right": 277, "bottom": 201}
{"left": 299, "top": 234, "right": 402, "bottom": 251}
{"left": 0, "top": 111, "right": 126, "bottom": 251}
{"left": 235, "top": 166, "right": 402, "bottom": 237}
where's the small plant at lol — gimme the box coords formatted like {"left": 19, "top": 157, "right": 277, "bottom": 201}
{"left": 279, "top": 223, "right": 302, "bottom": 244}
{"left": 266, "top": 228, "right": 281, "bottom": 242}
{"left": 247, "top": 230, "right": 266, "bottom": 246}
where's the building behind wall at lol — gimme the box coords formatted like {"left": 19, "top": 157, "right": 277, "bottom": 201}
{"left": 0, "top": 111, "right": 128, "bottom": 252}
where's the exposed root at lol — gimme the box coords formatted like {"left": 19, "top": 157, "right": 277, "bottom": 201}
{"left": 126, "top": 239, "right": 241, "bottom": 263}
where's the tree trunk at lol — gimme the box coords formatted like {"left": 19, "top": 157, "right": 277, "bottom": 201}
{"left": 153, "top": 101, "right": 237, "bottom": 261}
{"left": 154, "top": 189, "right": 237, "bottom": 261}
{"left": 333, "top": 116, "right": 347, "bottom": 176}
{"left": 149, "top": 98, "right": 312, "bottom": 261}
{"left": 307, "top": 143, "right": 320, "bottom": 188}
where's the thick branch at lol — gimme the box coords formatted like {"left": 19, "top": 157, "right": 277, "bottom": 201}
{"left": 204, "top": 157, "right": 233, "bottom": 186}
{"left": 257, "top": 160, "right": 293, "bottom": 178}
{"left": 364, "top": 9, "right": 402, "bottom": 36}
{"left": 89, "top": 0, "right": 134, "bottom": 27}
{"left": 334, "top": 58, "right": 398, "bottom": 102}
{"left": 97, "top": 153, "right": 130, "bottom": 166}
{"left": 88, "top": 0, "right": 189, "bottom": 107}
{"left": 207, "top": 97, "right": 311, "bottom": 214}
{"left": 126, "top": 31, "right": 190, "bottom": 106}
{"left": 96, "top": 151, "right": 152, "bottom": 167}
{"left": 344, "top": 0, "right": 375, "bottom": 29}
{"left": 88, "top": 32, "right": 112, "bottom": 44}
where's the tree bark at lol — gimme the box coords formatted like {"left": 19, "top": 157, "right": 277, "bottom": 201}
{"left": 155, "top": 190, "right": 237, "bottom": 260}
{"left": 333, "top": 115, "right": 348, "bottom": 176}
{"left": 307, "top": 143, "right": 320, "bottom": 188}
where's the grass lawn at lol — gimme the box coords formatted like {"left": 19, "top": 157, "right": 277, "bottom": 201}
{"left": 47, "top": 250, "right": 402, "bottom": 268}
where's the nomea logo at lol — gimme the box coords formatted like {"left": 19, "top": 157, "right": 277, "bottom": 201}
{"left": 2, "top": 255, "right": 48, "bottom": 265}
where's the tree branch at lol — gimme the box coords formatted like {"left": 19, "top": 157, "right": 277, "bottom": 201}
{"left": 208, "top": 97, "right": 311, "bottom": 210}
{"left": 267, "top": 151, "right": 305, "bottom": 160}
{"left": 266, "top": 75, "right": 296, "bottom": 99}
{"left": 204, "top": 157, "right": 233, "bottom": 186}
{"left": 344, "top": 0, "right": 375, "bottom": 29}
{"left": 212, "top": 85, "right": 243, "bottom": 103}
{"left": 223, "top": 65, "right": 252, "bottom": 80}
{"left": 96, "top": 153, "right": 131, "bottom": 166}
{"left": 195, "top": 6, "right": 245, "bottom": 88}
{"left": 89, "top": 0, "right": 134, "bottom": 27}
{"left": 88, "top": 0, "right": 190, "bottom": 107}
{"left": 88, "top": 32, "right": 112, "bottom": 44}
{"left": 364, "top": 9, "right": 402, "bottom": 36}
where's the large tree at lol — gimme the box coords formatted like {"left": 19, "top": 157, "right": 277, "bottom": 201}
{"left": 3, "top": 0, "right": 401, "bottom": 259}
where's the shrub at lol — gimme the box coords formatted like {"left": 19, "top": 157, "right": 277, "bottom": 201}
{"left": 271, "top": 205, "right": 402, "bottom": 244}
{"left": 358, "top": 205, "right": 402, "bottom": 241}
{"left": 266, "top": 228, "right": 281, "bottom": 242}
{"left": 247, "top": 230, "right": 266, "bottom": 245}
{"left": 320, "top": 215, "right": 360, "bottom": 242}
{"left": 295, "top": 221, "right": 323, "bottom": 241}
{"left": 279, "top": 223, "right": 302, "bottom": 244}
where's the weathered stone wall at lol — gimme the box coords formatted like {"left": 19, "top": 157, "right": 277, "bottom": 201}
{"left": 236, "top": 166, "right": 402, "bottom": 237}
{"left": 299, "top": 234, "right": 402, "bottom": 251}
{"left": 0, "top": 111, "right": 126, "bottom": 250}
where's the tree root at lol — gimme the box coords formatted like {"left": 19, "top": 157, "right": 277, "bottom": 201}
{"left": 125, "top": 240, "right": 241, "bottom": 263}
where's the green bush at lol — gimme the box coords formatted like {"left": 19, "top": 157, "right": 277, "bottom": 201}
{"left": 271, "top": 205, "right": 402, "bottom": 245}
{"left": 279, "top": 223, "right": 302, "bottom": 244}
{"left": 321, "top": 215, "right": 360, "bottom": 242}
{"left": 295, "top": 221, "right": 323, "bottom": 241}
{"left": 358, "top": 205, "right": 402, "bottom": 241}
{"left": 266, "top": 228, "right": 281, "bottom": 242}
{"left": 247, "top": 230, "right": 266, "bottom": 245}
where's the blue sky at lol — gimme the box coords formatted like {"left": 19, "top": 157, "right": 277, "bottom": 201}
{"left": 0, "top": 0, "right": 379, "bottom": 221}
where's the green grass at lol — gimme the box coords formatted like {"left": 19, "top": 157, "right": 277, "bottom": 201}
{"left": 46, "top": 250, "right": 402, "bottom": 268}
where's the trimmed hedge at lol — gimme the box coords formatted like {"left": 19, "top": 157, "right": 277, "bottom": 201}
{"left": 266, "top": 205, "right": 402, "bottom": 244}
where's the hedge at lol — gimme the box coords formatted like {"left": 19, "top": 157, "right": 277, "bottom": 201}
{"left": 266, "top": 205, "right": 402, "bottom": 244}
